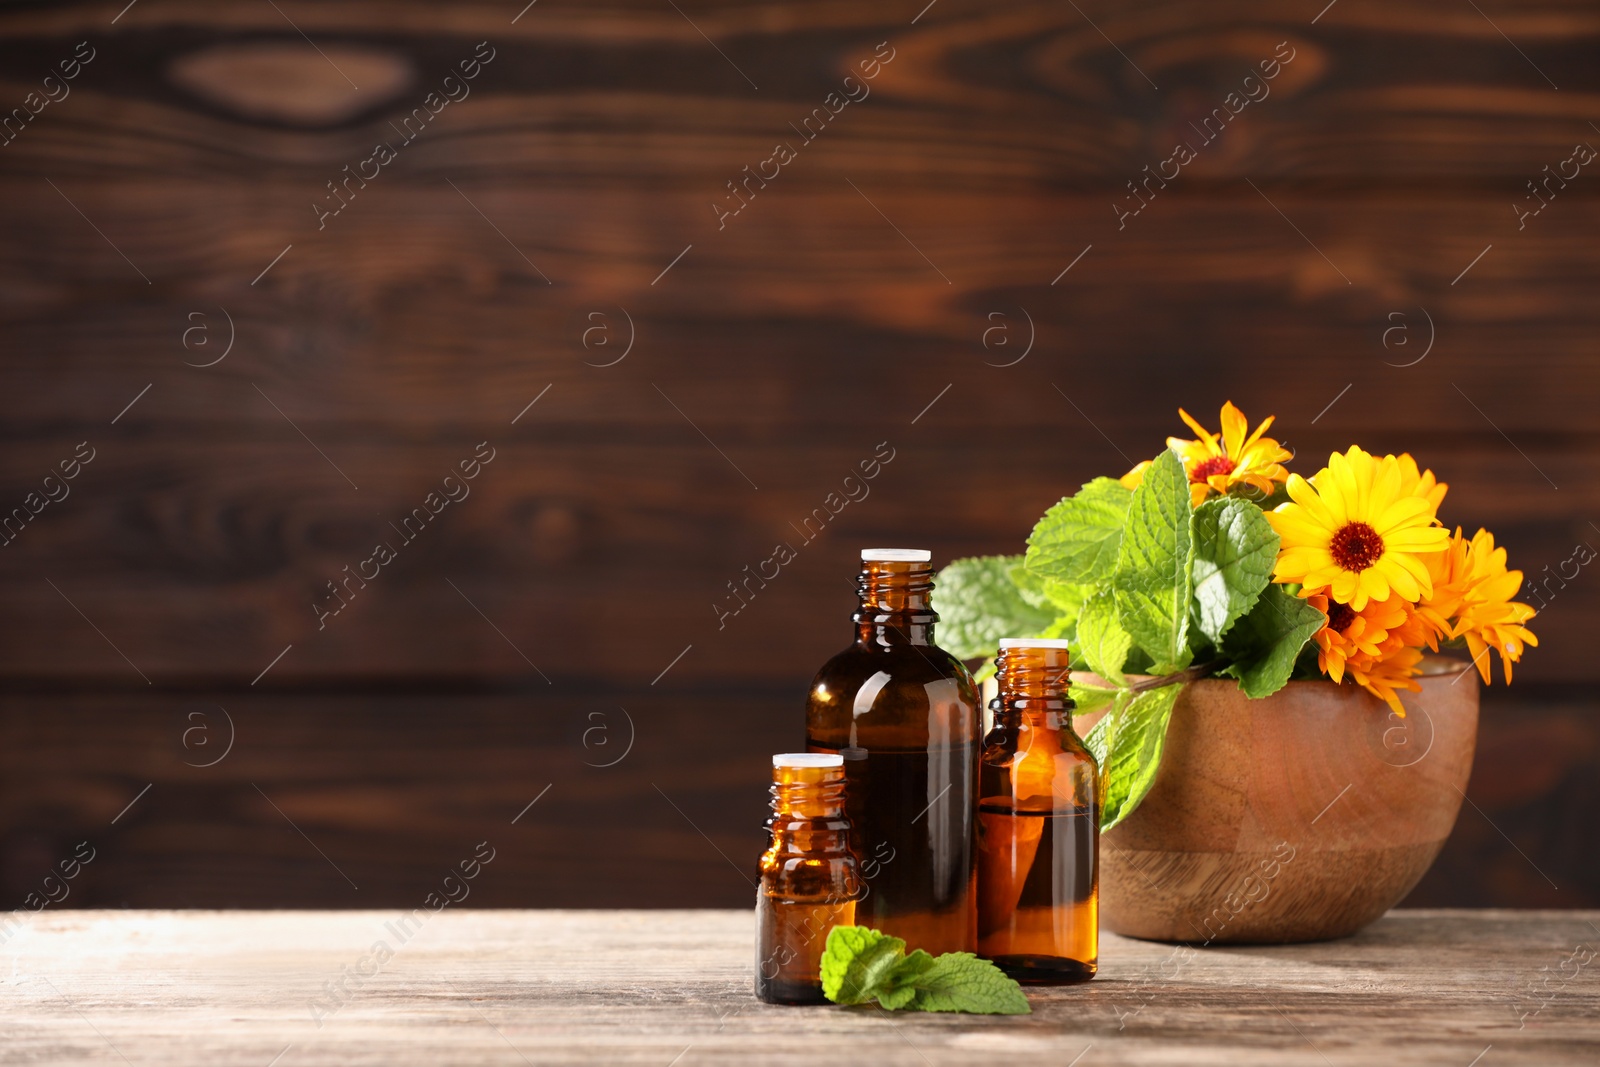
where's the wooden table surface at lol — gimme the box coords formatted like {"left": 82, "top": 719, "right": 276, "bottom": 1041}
{"left": 5, "top": 909, "right": 1597, "bottom": 1065}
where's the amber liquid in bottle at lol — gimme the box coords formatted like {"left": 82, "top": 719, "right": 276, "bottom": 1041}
{"left": 755, "top": 753, "right": 861, "bottom": 1004}
{"left": 805, "top": 549, "right": 979, "bottom": 955}
{"left": 977, "top": 639, "right": 1098, "bottom": 983}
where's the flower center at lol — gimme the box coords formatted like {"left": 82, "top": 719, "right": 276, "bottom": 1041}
{"left": 1329, "top": 521, "right": 1385, "bottom": 572}
{"left": 1325, "top": 601, "right": 1357, "bottom": 633}
{"left": 1191, "top": 455, "right": 1235, "bottom": 482}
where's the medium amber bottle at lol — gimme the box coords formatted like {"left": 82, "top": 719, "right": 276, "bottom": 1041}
{"left": 977, "top": 639, "right": 1098, "bottom": 983}
{"left": 805, "top": 548, "right": 979, "bottom": 955}
{"left": 756, "top": 753, "right": 861, "bottom": 1004}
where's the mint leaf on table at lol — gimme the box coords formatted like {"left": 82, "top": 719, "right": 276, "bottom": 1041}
{"left": 820, "top": 926, "right": 1031, "bottom": 1015}
{"left": 931, "top": 555, "right": 1058, "bottom": 661}
{"left": 1024, "top": 477, "right": 1133, "bottom": 585}
{"left": 1111, "top": 451, "right": 1195, "bottom": 672}
{"left": 1216, "top": 583, "right": 1326, "bottom": 698}
{"left": 1190, "top": 496, "right": 1278, "bottom": 646}
{"left": 899, "top": 952, "right": 1032, "bottom": 1015}
{"left": 876, "top": 948, "right": 937, "bottom": 1010}
{"left": 820, "top": 926, "right": 909, "bottom": 1005}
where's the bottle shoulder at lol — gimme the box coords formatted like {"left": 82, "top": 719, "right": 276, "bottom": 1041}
{"left": 806, "top": 642, "right": 978, "bottom": 746}
{"left": 809, "top": 641, "right": 976, "bottom": 691}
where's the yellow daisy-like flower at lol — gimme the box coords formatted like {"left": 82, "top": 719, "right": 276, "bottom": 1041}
{"left": 1304, "top": 593, "right": 1441, "bottom": 713}
{"left": 1395, "top": 453, "right": 1448, "bottom": 514}
{"left": 1344, "top": 643, "right": 1425, "bottom": 715}
{"left": 1421, "top": 528, "right": 1538, "bottom": 684}
{"left": 1266, "top": 446, "right": 1450, "bottom": 610}
{"left": 1169, "top": 402, "right": 1292, "bottom": 506}
{"left": 1306, "top": 593, "right": 1410, "bottom": 683}
{"left": 1118, "top": 401, "right": 1291, "bottom": 505}
{"left": 1414, "top": 531, "right": 1470, "bottom": 642}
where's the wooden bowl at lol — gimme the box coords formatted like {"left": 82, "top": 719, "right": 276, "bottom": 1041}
{"left": 1080, "top": 659, "right": 1478, "bottom": 943}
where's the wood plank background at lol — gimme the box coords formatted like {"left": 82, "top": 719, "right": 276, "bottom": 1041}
{"left": 0, "top": 0, "right": 1595, "bottom": 910}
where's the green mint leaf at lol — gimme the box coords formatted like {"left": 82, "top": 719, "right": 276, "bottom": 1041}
{"left": 1216, "top": 584, "right": 1326, "bottom": 698}
{"left": 1099, "top": 683, "right": 1184, "bottom": 830}
{"left": 903, "top": 953, "right": 1032, "bottom": 1015}
{"left": 877, "top": 948, "right": 938, "bottom": 1010}
{"left": 877, "top": 983, "right": 919, "bottom": 1011}
{"left": 1024, "top": 478, "right": 1133, "bottom": 585}
{"left": 1190, "top": 497, "right": 1278, "bottom": 646}
{"left": 1041, "top": 577, "right": 1093, "bottom": 615}
{"left": 932, "top": 555, "right": 1057, "bottom": 660}
{"left": 821, "top": 925, "right": 906, "bottom": 1005}
{"left": 1080, "top": 687, "right": 1128, "bottom": 767}
{"left": 818, "top": 929, "right": 1031, "bottom": 1014}
{"left": 1076, "top": 587, "right": 1132, "bottom": 685}
{"left": 1070, "top": 681, "right": 1119, "bottom": 722}
{"left": 1007, "top": 561, "right": 1056, "bottom": 612}
{"left": 1111, "top": 451, "right": 1194, "bottom": 672}
{"left": 1014, "top": 562, "right": 1094, "bottom": 623}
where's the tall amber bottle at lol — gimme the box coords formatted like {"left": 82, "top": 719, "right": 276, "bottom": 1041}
{"left": 756, "top": 753, "right": 860, "bottom": 1004}
{"left": 977, "top": 638, "right": 1098, "bottom": 983}
{"left": 805, "top": 548, "right": 979, "bottom": 955}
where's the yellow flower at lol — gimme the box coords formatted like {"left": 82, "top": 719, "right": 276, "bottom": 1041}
{"left": 1306, "top": 593, "right": 1410, "bottom": 683}
{"left": 1421, "top": 528, "right": 1538, "bottom": 684}
{"left": 1344, "top": 643, "right": 1425, "bottom": 715}
{"left": 1267, "top": 446, "right": 1450, "bottom": 610}
{"left": 1395, "top": 453, "right": 1448, "bottom": 514}
{"left": 1305, "top": 593, "right": 1439, "bottom": 713}
{"left": 1414, "top": 531, "right": 1470, "bottom": 642}
{"left": 1169, "top": 402, "right": 1292, "bottom": 506}
{"left": 1119, "top": 401, "right": 1291, "bottom": 505}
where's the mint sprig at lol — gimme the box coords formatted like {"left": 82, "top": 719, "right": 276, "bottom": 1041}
{"left": 820, "top": 926, "right": 1031, "bottom": 1015}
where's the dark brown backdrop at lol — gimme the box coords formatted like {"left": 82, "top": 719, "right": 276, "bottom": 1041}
{"left": 0, "top": 0, "right": 1595, "bottom": 911}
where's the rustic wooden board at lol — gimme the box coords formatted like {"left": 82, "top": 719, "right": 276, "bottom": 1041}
{"left": 0, "top": 433, "right": 1590, "bottom": 683}
{"left": 1, "top": 0, "right": 1596, "bottom": 184}
{"left": 1, "top": 688, "right": 1594, "bottom": 911}
{"left": 2, "top": 190, "right": 1598, "bottom": 431}
{"left": 3, "top": 909, "right": 1597, "bottom": 1065}
{"left": 0, "top": 0, "right": 1596, "bottom": 913}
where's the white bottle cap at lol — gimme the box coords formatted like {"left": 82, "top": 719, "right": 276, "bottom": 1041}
{"left": 773, "top": 752, "right": 845, "bottom": 768}
{"left": 861, "top": 548, "right": 932, "bottom": 562}
{"left": 998, "top": 638, "right": 1073, "bottom": 649}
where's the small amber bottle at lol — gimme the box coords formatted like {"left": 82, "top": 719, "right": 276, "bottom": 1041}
{"left": 977, "top": 639, "right": 1098, "bottom": 983}
{"left": 756, "top": 753, "right": 861, "bottom": 1004}
{"left": 806, "top": 549, "right": 979, "bottom": 955}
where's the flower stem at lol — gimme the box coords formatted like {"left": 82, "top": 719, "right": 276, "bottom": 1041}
{"left": 1128, "top": 660, "right": 1220, "bottom": 693}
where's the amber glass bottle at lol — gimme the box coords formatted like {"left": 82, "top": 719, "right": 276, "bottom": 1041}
{"left": 977, "top": 638, "right": 1098, "bottom": 983}
{"left": 756, "top": 753, "right": 860, "bottom": 1004}
{"left": 805, "top": 548, "right": 979, "bottom": 955}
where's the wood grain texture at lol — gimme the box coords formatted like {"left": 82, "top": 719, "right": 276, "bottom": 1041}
{"left": 4, "top": 909, "right": 1599, "bottom": 1065}
{"left": 1090, "top": 666, "right": 1478, "bottom": 942}
{"left": 1, "top": 1, "right": 1597, "bottom": 184}
{"left": 1, "top": 688, "right": 1594, "bottom": 912}
{"left": 0, "top": 0, "right": 1595, "bottom": 910}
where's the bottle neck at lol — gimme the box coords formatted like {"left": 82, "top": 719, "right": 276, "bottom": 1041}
{"left": 853, "top": 560, "right": 937, "bottom": 647}
{"left": 994, "top": 645, "right": 1073, "bottom": 725}
{"left": 769, "top": 776, "right": 846, "bottom": 820}
{"left": 765, "top": 771, "right": 851, "bottom": 857}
